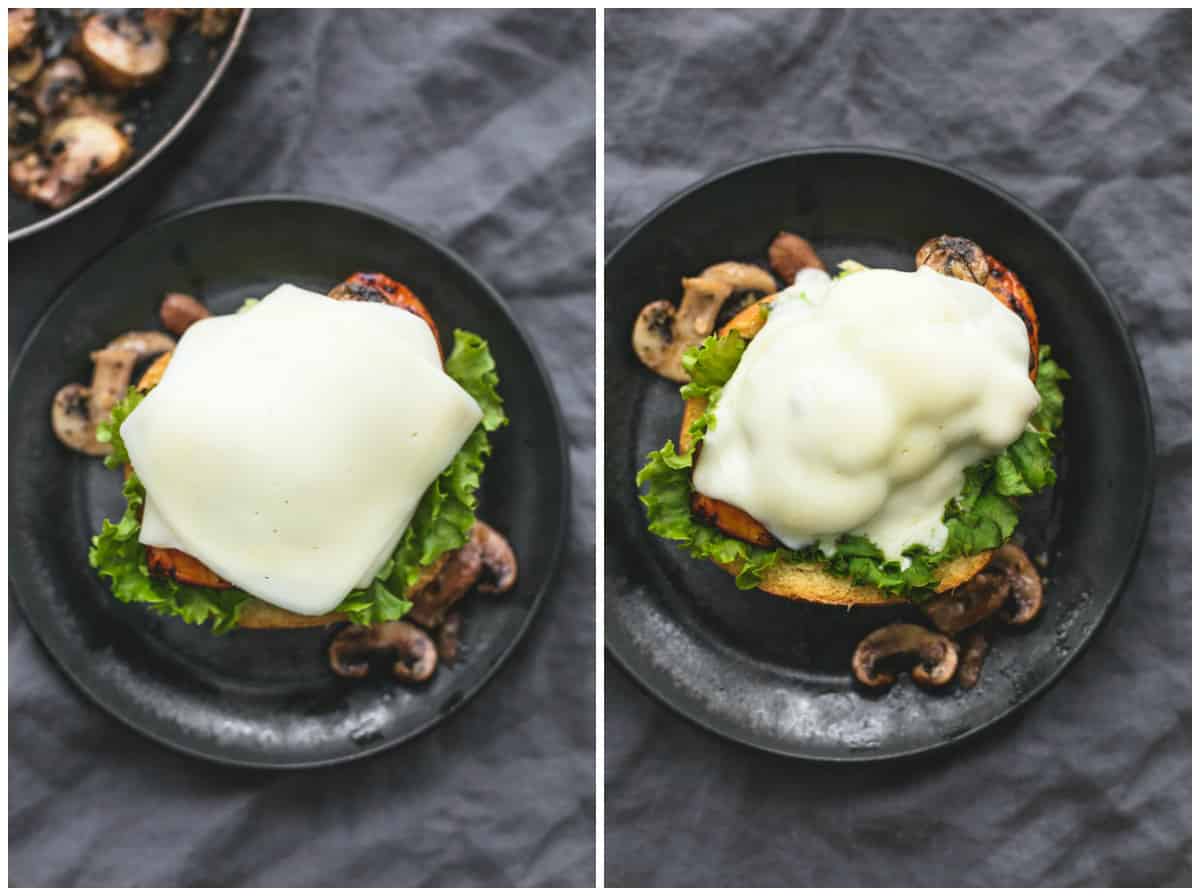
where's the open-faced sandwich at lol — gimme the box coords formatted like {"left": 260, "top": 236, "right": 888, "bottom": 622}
{"left": 76, "top": 273, "right": 514, "bottom": 682}
{"left": 634, "top": 234, "right": 1068, "bottom": 688}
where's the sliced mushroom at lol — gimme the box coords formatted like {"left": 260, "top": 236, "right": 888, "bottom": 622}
{"left": 198, "top": 9, "right": 238, "bottom": 40}
{"left": 78, "top": 13, "right": 169, "bottom": 90}
{"left": 88, "top": 347, "right": 138, "bottom": 424}
{"left": 60, "top": 92, "right": 124, "bottom": 128}
{"left": 51, "top": 349, "right": 136, "bottom": 456}
{"left": 141, "top": 9, "right": 184, "bottom": 41}
{"left": 104, "top": 330, "right": 177, "bottom": 360}
{"left": 17, "top": 115, "right": 132, "bottom": 209}
{"left": 632, "top": 262, "right": 776, "bottom": 382}
{"left": 407, "top": 533, "right": 484, "bottom": 628}
{"left": 921, "top": 567, "right": 1010, "bottom": 635}
{"left": 328, "top": 622, "right": 438, "bottom": 682}
{"left": 915, "top": 235, "right": 989, "bottom": 286}
{"left": 32, "top": 58, "right": 87, "bottom": 118}
{"left": 160, "top": 292, "right": 211, "bottom": 336}
{"left": 436, "top": 612, "right": 463, "bottom": 663}
{"left": 852, "top": 623, "right": 959, "bottom": 688}
{"left": 51, "top": 330, "right": 175, "bottom": 455}
{"left": 9, "top": 151, "right": 44, "bottom": 193}
{"left": 767, "top": 231, "right": 826, "bottom": 283}
{"left": 957, "top": 629, "right": 990, "bottom": 690}
{"left": 406, "top": 521, "right": 517, "bottom": 627}
{"left": 990, "top": 543, "right": 1044, "bottom": 625}
{"left": 474, "top": 520, "right": 517, "bottom": 594}
{"left": 8, "top": 9, "right": 36, "bottom": 53}
{"left": 51, "top": 383, "right": 107, "bottom": 455}
{"left": 9, "top": 44, "right": 43, "bottom": 90}
{"left": 9, "top": 95, "right": 41, "bottom": 153}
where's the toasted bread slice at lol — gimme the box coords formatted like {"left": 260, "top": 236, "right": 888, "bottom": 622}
{"left": 683, "top": 290, "right": 997, "bottom": 606}
{"left": 715, "top": 552, "right": 993, "bottom": 606}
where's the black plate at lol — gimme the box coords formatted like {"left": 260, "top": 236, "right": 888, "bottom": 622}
{"left": 604, "top": 148, "right": 1154, "bottom": 761}
{"left": 8, "top": 9, "right": 251, "bottom": 242}
{"left": 10, "top": 195, "right": 569, "bottom": 768}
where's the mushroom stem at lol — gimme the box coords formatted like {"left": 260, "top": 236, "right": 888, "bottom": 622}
{"left": 88, "top": 347, "right": 137, "bottom": 424}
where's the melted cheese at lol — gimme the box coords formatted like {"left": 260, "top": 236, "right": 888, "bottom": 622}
{"left": 121, "top": 284, "right": 482, "bottom": 615}
{"left": 692, "top": 266, "right": 1039, "bottom": 561}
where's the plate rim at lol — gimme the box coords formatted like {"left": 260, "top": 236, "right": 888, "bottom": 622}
{"left": 8, "top": 8, "right": 254, "bottom": 243}
{"left": 604, "top": 145, "right": 1156, "bottom": 763}
{"left": 9, "top": 192, "right": 572, "bottom": 769}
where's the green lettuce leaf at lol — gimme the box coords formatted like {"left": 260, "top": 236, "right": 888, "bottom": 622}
{"left": 637, "top": 330, "right": 1067, "bottom": 599}
{"left": 90, "top": 329, "right": 506, "bottom": 631}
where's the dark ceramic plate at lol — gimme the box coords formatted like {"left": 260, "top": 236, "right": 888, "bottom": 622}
{"left": 605, "top": 149, "right": 1154, "bottom": 761}
{"left": 10, "top": 196, "right": 569, "bottom": 768}
{"left": 8, "top": 9, "right": 251, "bottom": 242}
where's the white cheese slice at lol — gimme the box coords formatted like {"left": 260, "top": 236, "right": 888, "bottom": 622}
{"left": 121, "top": 283, "right": 482, "bottom": 615}
{"left": 693, "top": 266, "right": 1039, "bottom": 561}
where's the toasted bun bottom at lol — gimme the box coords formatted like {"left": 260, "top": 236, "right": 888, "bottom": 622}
{"left": 134, "top": 352, "right": 445, "bottom": 631}
{"left": 714, "top": 551, "right": 992, "bottom": 606}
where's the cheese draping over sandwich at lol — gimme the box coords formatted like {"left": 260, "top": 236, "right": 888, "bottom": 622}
{"left": 692, "top": 266, "right": 1039, "bottom": 563}
{"left": 121, "top": 284, "right": 483, "bottom": 615}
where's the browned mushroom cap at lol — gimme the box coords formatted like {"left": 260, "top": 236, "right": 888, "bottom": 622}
{"left": 8, "top": 9, "right": 37, "bottom": 52}
{"left": 9, "top": 95, "right": 41, "bottom": 153}
{"left": 915, "top": 235, "right": 989, "bottom": 286}
{"left": 921, "top": 566, "right": 1010, "bottom": 635}
{"left": 32, "top": 58, "right": 87, "bottom": 118}
{"left": 160, "top": 292, "right": 212, "bottom": 336}
{"left": 990, "top": 543, "right": 1044, "bottom": 625}
{"left": 767, "top": 231, "right": 826, "bottom": 283}
{"left": 957, "top": 629, "right": 990, "bottom": 690}
{"left": 51, "top": 348, "right": 137, "bottom": 456}
{"left": 632, "top": 262, "right": 776, "bottom": 382}
{"left": 78, "top": 13, "right": 170, "bottom": 90}
{"left": 474, "top": 520, "right": 517, "bottom": 594}
{"left": 328, "top": 622, "right": 438, "bottom": 682}
{"left": 20, "top": 115, "right": 132, "bottom": 209}
{"left": 852, "top": 623, "right": 959, "bottom": 688}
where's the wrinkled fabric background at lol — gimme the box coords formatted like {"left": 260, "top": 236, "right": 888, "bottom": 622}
{"left": 605, "top": 9, "right": 1189, "bottom": 887}
{"left": 9, "top": 10, "right": 595, "bottom": 887}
